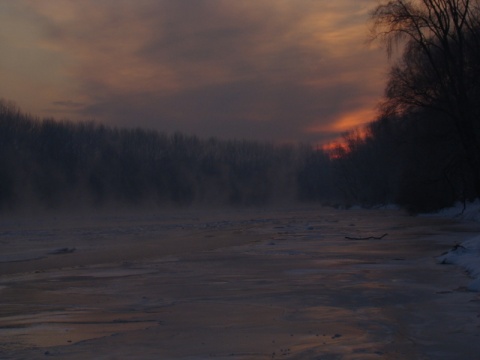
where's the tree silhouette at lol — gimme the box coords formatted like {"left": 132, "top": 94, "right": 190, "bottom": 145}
{"left": 371, "top": 0, "right": 480, "bottom": 197}
{"left": 0, "top": 99, "right": 340, "bottom": 211}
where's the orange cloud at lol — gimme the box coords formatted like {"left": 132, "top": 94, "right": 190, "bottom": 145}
{"left": 330, "top": 107, "right": 378, "bottom": 132}
{"left": 307, "top": 106, "right": 378, "bottom": 136}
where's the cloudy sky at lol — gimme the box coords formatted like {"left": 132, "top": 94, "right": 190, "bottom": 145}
{"left": 0, "top": 0, "right": 388, "bottom": 144}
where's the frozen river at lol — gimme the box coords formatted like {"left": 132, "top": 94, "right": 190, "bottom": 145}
{"left": 1, "top": 207, "right": 480, "bottom": 359}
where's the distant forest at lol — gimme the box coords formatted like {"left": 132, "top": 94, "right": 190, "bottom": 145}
{"left": 0, "top": 96, "right": 473, "bottom": 214}
{"left": 2, "top": 0, "right": 480, "bottom": 214}
{"left": 0, "top": 100, "right": 336, "bottom": 211}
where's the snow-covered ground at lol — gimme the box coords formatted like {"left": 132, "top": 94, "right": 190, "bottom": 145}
{"left": 430, "top": 199, "right": 480, "bottom": 222}
{"left": 427, "top": 201, "right": 480, "bottom": 291}
{"left": 437, "top": 237, "right": 480, "bottom": 291}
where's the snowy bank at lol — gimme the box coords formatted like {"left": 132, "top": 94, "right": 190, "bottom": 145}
{"left": 437, "top": 237, "right": 480, "bottom": 291}
{"left": 429, "top": 201, "right": 480, "bottom": 291}
{"left": 428, "top": 199, "right": 480, "bottom": 222}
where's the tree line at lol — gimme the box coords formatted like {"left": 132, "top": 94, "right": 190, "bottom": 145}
{"left": 0, "top": 100, "right": 340, "bottom": 212}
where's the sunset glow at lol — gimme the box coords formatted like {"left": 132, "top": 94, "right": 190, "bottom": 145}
{"left": 330, "top": 108, "right": 378, "bottom": 133}
{"left": 307, "top": 106, "right": 378, "bottom": 137}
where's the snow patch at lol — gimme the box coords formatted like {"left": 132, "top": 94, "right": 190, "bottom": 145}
{"left": 425, "top": 201, "right": 480, "bottom": 291}
{"left": 437, "top": 236, "right": 480, "bottom": 291}
{"left": 425, "top": 200, "right": 480, "bottom": 222}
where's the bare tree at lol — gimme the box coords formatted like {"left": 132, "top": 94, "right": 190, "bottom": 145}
{"left": 371, "top": 0, "right": 480, "bottom": 197}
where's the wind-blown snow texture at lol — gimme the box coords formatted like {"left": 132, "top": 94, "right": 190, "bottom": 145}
{"left": 433, "top": 201, "right": 480, "bottom": 291}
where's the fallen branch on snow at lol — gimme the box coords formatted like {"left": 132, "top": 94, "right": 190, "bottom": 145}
{"left": 49, "top": 247, "right": 76, "bottom": 255}
{"left": 345, "top": 233, "right": 388, "bottom": 240}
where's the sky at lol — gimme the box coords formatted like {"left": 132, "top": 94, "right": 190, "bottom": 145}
{"left": 0, "top": 0, "right": 388, "bottom": 144}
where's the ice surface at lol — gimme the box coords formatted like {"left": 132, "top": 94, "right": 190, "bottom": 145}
{"left": 2, "top": 207, "right": 480, "bottom": 358}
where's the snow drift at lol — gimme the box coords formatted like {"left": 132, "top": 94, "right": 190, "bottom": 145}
{"left": 437, "top": 237, "right": 480, "bottom": 291}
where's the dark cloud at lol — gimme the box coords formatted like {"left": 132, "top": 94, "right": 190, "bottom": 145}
{"left": 1, "top": 0, "right": 387, "bottom": 143}
{"left": 79, "top": 76, "right": 365, "bottom": 143}
{"left": 52, "top": 100, "right": 85, "bottom": 108}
